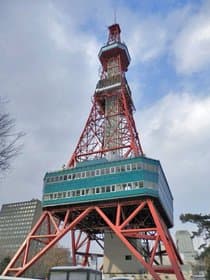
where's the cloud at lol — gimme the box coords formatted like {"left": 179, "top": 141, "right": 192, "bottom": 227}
{"left": 126, "top": 19, "right": 168, "bottom": 63}
{"left": 0, "top": 1, "right": 101, "bottom": 204}
{"left": 116, "top": 1, "right": 210, "bottom": 76}
{"left": 136, "top": 92, "right": 210, "bottom": 224}
{"left": 172, "top": 2, "right": 210, "bottom": 74}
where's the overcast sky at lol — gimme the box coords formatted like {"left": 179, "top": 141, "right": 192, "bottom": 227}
{"left": 0, "top": 0, "right": 210, "bottom": 238}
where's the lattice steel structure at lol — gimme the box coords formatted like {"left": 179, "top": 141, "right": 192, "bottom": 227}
{"left": 3, "top": 24, "right": 184, "bottom": 280}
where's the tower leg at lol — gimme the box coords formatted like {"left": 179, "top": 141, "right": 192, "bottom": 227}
{"left": 3, "top": 201, "right": 184, "bottom": 279}
{"left": 95, "top": 200, "right": 185, "bottom": 280}
{"left": 71, "top": 230, "right": 92, "bottom": 266}
{"left": 3, "top": 207, "right": 92, "bottom": 277}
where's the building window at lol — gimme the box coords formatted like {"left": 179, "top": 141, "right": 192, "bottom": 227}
{"left": 110, "top": 167, "right": 115, "bottom": 173}
{"left": 125, "top": 255, "right": 132, "bottom": 261}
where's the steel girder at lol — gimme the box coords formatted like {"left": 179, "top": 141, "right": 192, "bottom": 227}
{"left": 3, "top": 199, "right": 184, "bottom": 279}
{"left": 68, "top": 85, "right": 143, "bottom": 167}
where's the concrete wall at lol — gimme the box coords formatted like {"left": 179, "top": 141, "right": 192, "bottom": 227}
{"left": 103, "top": 231, "right": 145, "bottom": 274}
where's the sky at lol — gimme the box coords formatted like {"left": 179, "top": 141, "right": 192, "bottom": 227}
{"left": 0, "top": 0, "right": 210, "bottom": 240}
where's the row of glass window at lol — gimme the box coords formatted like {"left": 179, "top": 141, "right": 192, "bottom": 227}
{"left": 0, "top": 244, "right": 19, "bottom": 249}
{"left": 0, "top": 230, "right": 28, "bottom": 237}
{"left": 5, "top": 203, "right": 37, "bottom": 208}
{"left": 0, "top": 214, "right": 34, "bottom": 220}
{"left": 0, "top": 221, "right": 32, "bottom": 228}
{"left": 46, "top": 162, "right": 157, "bottom": 184}
{"left": 1, "top": 210, "right": 35, "bottom": 216}
{"left": 43, "top": 181, "right": 147, "bottom": 202}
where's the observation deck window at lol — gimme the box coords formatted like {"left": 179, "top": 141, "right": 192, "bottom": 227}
{"left": 105, "top": 168, "right": 110, "bottom": 174}
{"left": 134, "top": 182, "right": 139, "bottom": 189}
{"left": 110, "top": 167, "right": 115, "bottom": 173}
{"left": 132, "top": 163, "right": 137, "bottom": 170}
{"left": 45, "top": 160, "right": 158, "bottom": 186}
{"left": 116, "top": 184, "right": 121, "bottom": 191}
{"left": 139, "top": 181, "right": 144, "bottom": 188}
{"left": 126, "top": 164, "right": 131, "bottom": 171}
{"left": 43, "top": 180, "right": 150, "bottom": 204}
{"left": 75, "top": 173, "right": 81, "bottom": 179}
{"left": 121, "top": 165, "right": 125, "bottom": 172}
{"left": 116, "top": 166, "right": 121, "bottom": 172}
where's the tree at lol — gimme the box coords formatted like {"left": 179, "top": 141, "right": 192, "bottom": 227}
{"left": 26, "top": 244, "right": 71, "bottom": 278}
{"left": 0, "top": 98, "right": 24, "bottom": 172}
{"left": 180, "top": 213, "right": 210, "bottom": 243}
{"left": 180, "top": 213, "right": 210, "bottom": 279}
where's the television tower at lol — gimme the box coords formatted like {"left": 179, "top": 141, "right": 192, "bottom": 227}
{"left": 3, "top": 24, "right": 184, "bottom": 280}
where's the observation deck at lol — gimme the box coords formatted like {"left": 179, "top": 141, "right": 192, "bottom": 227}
{"left": 42, "top": 156, "right": 173, "bottom": 227}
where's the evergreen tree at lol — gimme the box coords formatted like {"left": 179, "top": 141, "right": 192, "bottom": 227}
{"left": 180, "top": 213, "right": 210, "bottom": 279}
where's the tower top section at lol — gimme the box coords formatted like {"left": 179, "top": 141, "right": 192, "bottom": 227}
{"left": 98, "top": 23, "right": 131, "bottom": 72}
{"left": 68, "top": 23, "right": 143, "bottom": 167}
{"left": 108, "top": 23, "right": 121, "bottom": 43}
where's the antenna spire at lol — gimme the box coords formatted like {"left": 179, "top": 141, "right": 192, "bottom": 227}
{"left": 114, "top": 6, "right": 117, "bottom": 23}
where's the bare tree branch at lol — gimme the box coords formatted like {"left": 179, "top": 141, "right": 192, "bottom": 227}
{"left": 0, "top": 99, "right": 24, "bottom": 172}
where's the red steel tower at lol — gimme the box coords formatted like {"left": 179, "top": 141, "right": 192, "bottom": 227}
{"left": 3, "top": 24, "right": 185, "bottom": 280}
{"left": 69, "top": 24, "right": 143, "bottom": 167}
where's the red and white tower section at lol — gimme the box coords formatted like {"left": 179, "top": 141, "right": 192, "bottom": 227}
{"left": 69, "top": 24, "right": 143, "bottom": 167}
{"left": 3, "top": 24, "right": 185, "bottom": 280}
